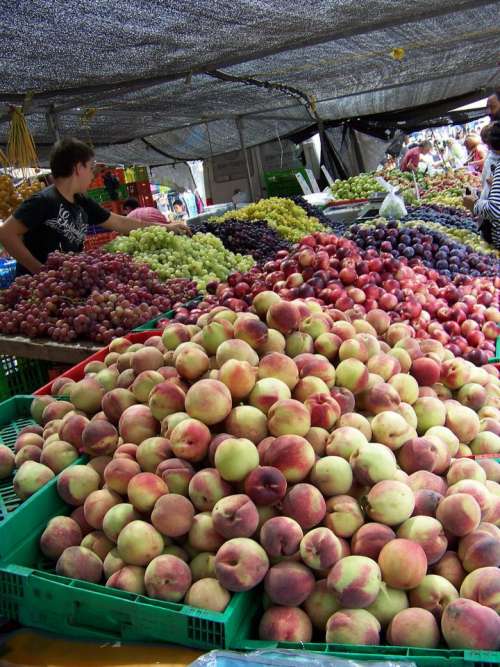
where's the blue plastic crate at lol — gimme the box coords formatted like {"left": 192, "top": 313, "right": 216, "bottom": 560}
{"left": 0, "top": 258, "right": 16, "bottom": 288}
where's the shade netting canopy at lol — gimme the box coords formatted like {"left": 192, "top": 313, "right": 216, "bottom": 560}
{"left": 1, "top": 0, "right": 498, "bottom": 164}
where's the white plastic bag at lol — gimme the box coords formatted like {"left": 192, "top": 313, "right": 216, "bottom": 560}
{"left": 376, "top": 177, "right": 407, "bottom": 219}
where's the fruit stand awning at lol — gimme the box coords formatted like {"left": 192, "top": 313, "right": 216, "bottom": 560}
{"left": 0, "top": 0, "right": 499, "bottom": 163}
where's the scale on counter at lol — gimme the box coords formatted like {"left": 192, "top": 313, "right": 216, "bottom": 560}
{"left": 323, "top": 192, "right": 386, "bottom": 225}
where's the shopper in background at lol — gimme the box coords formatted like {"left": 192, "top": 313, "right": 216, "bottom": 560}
{"left": 487, "top": 90, "right": 500, "bottom": 121}
{"left": 400, "top": 140, "right": 433, "bottom": 172}
{"left": 443, "top": 137, "right": 467, "bottom": 169}
{"left": 0, "top": 138, "right": 171, "bottom": 276}
{"left": 479, "top": 124, "right": 500, "bottom": 200}
{"left": 463, "top": 122, "right": 500, "bottom": 249}
{"left": 464, "top": 134, "right": 487, "bottom": 173}
{"left": 172, "top": 199, "right": 188, "bottom": 221}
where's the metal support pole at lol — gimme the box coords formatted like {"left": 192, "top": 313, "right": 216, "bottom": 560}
{"left": 45, "top": 105, "right": 60, "bottom": 141}
{"left": 236, "top": 117, "right": 256, "bottom": 202}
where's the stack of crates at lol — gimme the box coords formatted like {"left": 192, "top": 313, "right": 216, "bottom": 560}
{"left": 124, "top": 166, "right": 154, "bottom": 207}
{"left": 86, "top": 167, "right": 129, "bottom": 216}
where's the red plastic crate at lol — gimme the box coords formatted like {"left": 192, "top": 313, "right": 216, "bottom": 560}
{"left": 83, "top": 231, "right": 118, "bottom": 251}
{"left": 136, "top": 180, "right": 151, "bottom": 196}
{"left": 89, "top": 174, "right": 104, "bottom": 189}
{"left": 33, "top": 331, "right": 159, "bottom": 396}
{"left": 138, "top": 193, "right": 154, "bottom": 207}
{"left": 126, "top": 183, "right": 139, "bottom": 197}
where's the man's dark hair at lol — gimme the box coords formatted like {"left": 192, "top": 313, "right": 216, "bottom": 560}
{"left": 49, "top": 138, "right": 94, "bottom": 178}
{"left": 173, "top": 199, "right": 183, "bottom": 207}
{"left": 489, "top": 122, "right": 500, "bottom": 152}
{"left": 123, "top": 197, "right": 140, "bottom": 210}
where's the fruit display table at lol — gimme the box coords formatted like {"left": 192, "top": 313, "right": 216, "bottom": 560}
{"left": 0, "top": 334, "right": 100, "bottom": 364}
{"left": 0, "top": 629, "right": 203, "bottom": 666}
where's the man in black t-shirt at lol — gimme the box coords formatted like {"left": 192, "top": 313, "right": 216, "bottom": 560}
{"left": 0, "top": 138, "right": 188, "bottom": 275}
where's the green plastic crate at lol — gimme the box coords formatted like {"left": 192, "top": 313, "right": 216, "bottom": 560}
{"left": 230, "top": 606, "right": 500, "bottom": 666}
{"left": 263, "top": 168, "right": 309, "bottom": 197}
{"left": 86, "top": 187, "right": 108, "bottom": 203}
{"left": 0, "top": 355, "right": 50, "bottom": 402}
{"left": 488, "top": 336, "right": 500, "bottom": 363}
{"left": 0, "top": 395, "right": 86, "bottom": 531}
{"left": 0, "top": 458, "right": 257, "bottom": 649}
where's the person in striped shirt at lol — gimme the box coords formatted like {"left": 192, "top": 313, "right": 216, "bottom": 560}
{"left": 463, "top": 122, "right": 500, "bottom": 249}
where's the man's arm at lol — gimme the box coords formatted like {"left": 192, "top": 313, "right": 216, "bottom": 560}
{"left": 101, "top": 213, "right": 190, "bottom": 235}
{"left": 0, "top": 216, "right": 43, "bottom": 273}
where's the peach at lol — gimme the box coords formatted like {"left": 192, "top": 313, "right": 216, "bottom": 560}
{"left": 442, "top": 598, "right": 500, "bottom": 650}
{"left": 397, "top": 402, "right": 418, "bottom": 429}
{"left": 185, "top": 578, "right": 230, "bottom": 612}
{"left": 370, "top": 411, "right": 415, "bottom": 450}
{"left": 480, "top": 418, "right": 500, "bottom": 437}
{"left": 15, "top": 445, "right": 41, "bottom": 467}
{"left": 215, "top": 437, "right": 259, "bottom": 482}
{"left": 174, "top": 346, "right": 210, "bottom": 382}
{"left": 41, "top": 400, "right": 75, "bottom": 425}
{"left": 430, "top": 551, "right": 466, "bottom": 590}
{"left": 305, "top": 426, "right": 330, "bottom": 456}
{"left": 329, "top": 387, "right": 356, "bottom": 414}
{"left": 184, "top": 379, "right": 232, "bottom": 426}
{"left": 407, "top": 573, "right": 459, "bottom": 621}
{"left": 258, "top": 328, "right": 286, "bottom": 355}
{"left": 58, "top": 414, "right": 90, "bottom": 451}
{"left": 460, "top": 566, "right": 500, "bottom": 612}
{"left": 83, "top": 489, "right": 121, "bottom": 530}
{"left": 446, "top": 480, "right": 492, "bottom": 518}
{"left": 135, "top": 437, "right": 171, "bottom": 473}
{"left": 81, "top": 420, "right": 119, "bottom": 457}
{"left": 69, "top": 379, "right": 104, "bottom": 415}
{"left": 188, "top": 512, "right": 225, "bottom": 552}
{"left": 447, "top": 460, "right": 487, "bottom": 487}
{"left": 127, "top": 472, "right": 168, "bottom": 513}
{"left": 432, "top": 383, "right": 453, "bottom": 400}
{"left": 56, "top": 546, "right": 103, "bottom": 583}
{"left": 266, "top": 301, "right": 301, "bottom": 335}
{"left": 303, "top": 579, "right": 340, "bottom": 631}
{"left": 299, "top": 527, "right": 343, "bottom": 571}
{"left": 335, "top": 358, "right": 369, "bottom": 394}
{"left": 437, "top": 494, "right": 481, "bottom": 537}
{"left": 339, "top": 338, "right": 369, "bottom": 363}
{"left": 366, "top": 481, "right": 415, "bottom": 526}
{"left": 367, "top": 353, "right": 401, "bottom": 381}
{"left": 262, "top": 435, "right": 315, "bottom": 483}
{"left": 117, "top": 520, "right": 164, "bottom": 566}
{"left": 413, "top": 489, "right": 443, "bottom": 517}
{"left": 264, "top": 560, "right": 315, "bottom": 606}
{"left": 249, "top": 378, "right": 291, "bottom": 415}
{"left": 161, "top": 412, "right": 189, "bottom": 439}
{"left": 310, "top": 456, "right": 353, "bottom": 496}
{"left": 445, "top": 403, "right": 480, "bottom": 444}
{"left": 95, "top": 366, "right": 119, "bottom": 392}
{"left": 201, "top": 320, "right": 235, "bottom": 355}
{"left": 282, "top": 483, "right": 326, "bottom": 530}
{"left": 259, "top": 606, "right": 313, "bottom": 642}
{"left": 378, "top": 538, "right": 427, "bottom": 590}
{"left": 413, "top": 397, "right": 447, "bottom": 434}
{"left": 0, "top": 444, "right": 15, "bottom": 479}
{"left": 212, "top": 494, "right": 259, "bottom": 539}
{"left": 190, "top": 552, "right": 216, "bottom": 581}
{"left": 293, "top": 376, "right": 330, "bottom": 404}
{"left": 14, "top": 431, "right": 44, "bottom": 453}
{"left": 215, "top": 537, "right": 269, "bottom": 592}
{"left": 57, "top": 466, "right": 100, "bottom": 506}
{"left": 314, "top": 332, "right": 342, "bottom": 360}
{"left": 440, "top": 358, "right": 473, "bottom": 390}
{"left": 304, "top": 393, "right": 341, "bottom": 430}
{"left": 106, "top": 565, "right": 145, "bottom": 594}
{"left": 151, "top": 494, "right": 195, "bottom": 538}
{"left": 266, "top": 399, "right": 311, "bottom": 437}
{"left": 101, "top": 388, "right": 136, "bottom": 424}
{"left": 457, "top": 383, "right": 487, "bottom": 411}
{"left": 144, "top": 554, "right": 192, "bottom": 601}
{"left": 397, "top": 516, "right": 447, "bottom": 565}
{"left": 161, "top": 323, "right": 191, "bottom": 350}
{"left": 338, "top": 412, "right": 372, "bottom": 439}
{"left": 407, "top": 470, "right": 447, "bottom": 495}
{"left": 13, "top": 461, "right": 54, "bottom": 500}
{"left": 387, "top": 608, "right": 440, "bottom": 648}
{"left": 351, "top": 524, "right": 396, "bottom": 561}
{"left": 397, "top": 437, "right": 440, "bottom": 475}
{"left": 388, "top": 348, "right": 412, "bottom": 373}
{"left": 410, "top": 357, "right": 441, "bottom": 387}
{"left": 215, "top": 339, "right": 259, "bottom": 366}
{"left": 326, "top": 426, "right": 368, "bottom": 460}
{"left": 225, "top": 406, "right": 268, "bottom": 445}
{"left": 300, "top": 312, "right": 332, "bottom": 340}
{"left": 148, "top": 381, "right": 186, "bottom": 423}
{"left": 102, "top": 503, "right": 139, "bottom": 542}
{"left": 103, "top": 548, "right": 126, "bottom": 578}
{"left": 40, "top": 516, "right": 82, "bottom": 560}
{"left": 51, "top": 376, "right": 76, "bottom": 395}
{"left": 362, "top": 382, "right": 402, "bottom": 416}
{"left": 260, "top": 516, "right": 303, "bottom": 559}
{"left": 252, "top": 290, "right": 282, "bottom": 317}
{"left": 388, "top": 374, "right": 419, "bottom": 405}
{"left": 169, "top": 418, "right": 211, "bottom": 463}
{"left": 325, "top": 609, "right": 380, "bottom": 645}
{"left": 350, "top": 443, "right": 397, "bottom": 486}
{"left": 30, "top": 395, "right": 56, "bottom": 424}
{"left": 81, "top": 530, "right": 114, "bottom": 561}
{"left": 327, "top": 554, "right": 381, "bottom": 608}
{"left": 324, "top": 495, "right": 364, "bottom": 537}
{"left": 118, "top": 405, "right": 159, "bottom": 445}
{"left": 188, "top": 468, "right": 232, "bottom": 511}
{"left": 218, "top": 360, "right": 256, "bottom": 401}
{"left": 458, "top": 527, "right": 500, "bottom": 571}
{"left": 478, "top": 458, "right": 500, "bottom": 482}
{"left": 234, "top": 315, "right": 268, "bottom": 349}
{"left": 244, "top": 466, "right": 287, "bottom": 506}
{"left": 113, "top": 443, "right": 138, "bottom": 460}
{"left": 131, "top": 347, "right": 164, "bottom": 375}
{"left": 40, "top": 440, "right": 78, "bottom": 473}
{"left": 425, "top": 425, "right": 459, "bottom": 457}
{"left": 470, "top": 431, "right": 500, "bottom": 455}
